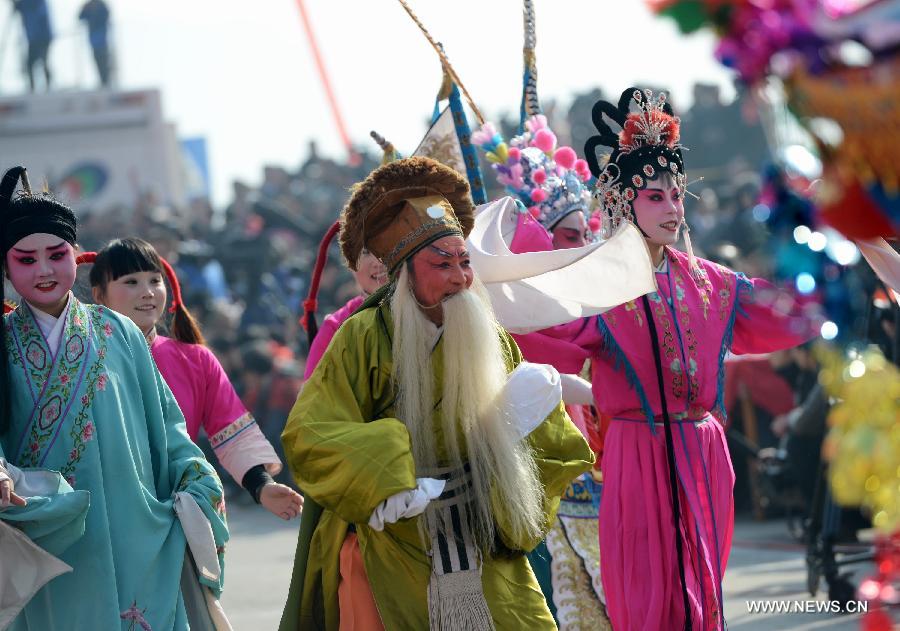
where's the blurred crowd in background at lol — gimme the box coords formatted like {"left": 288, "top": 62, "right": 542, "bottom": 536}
{"left": 58, "top": 81, "right": 881, "bottom": 520}
{"left": 3, "top": 0, "right": 897, "bottom": 624}
{"left": 3, "top": 1, "right": 890, "bottom": 520}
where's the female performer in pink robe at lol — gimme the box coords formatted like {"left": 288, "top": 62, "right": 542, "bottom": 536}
{"left": 81, "top": 238, "right": 303, "bottom": 521}
{"left": 520, "top": 88, "right": 820, "bottom": 630}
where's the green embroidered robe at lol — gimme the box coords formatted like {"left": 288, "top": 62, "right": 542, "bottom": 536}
{"left": 0, "top": 297, "right": 228, "bottom": 630}
{"left": 280, "top": 303, "right": 594, "bottom": 630}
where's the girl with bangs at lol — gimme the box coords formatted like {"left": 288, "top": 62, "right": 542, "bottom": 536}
{"left": 82, "top": 237, "right": 303, "bottom": 521}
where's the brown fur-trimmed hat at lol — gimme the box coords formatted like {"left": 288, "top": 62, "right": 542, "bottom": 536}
{"left": 340, "top": 157, "right": 474, "bottom": 272}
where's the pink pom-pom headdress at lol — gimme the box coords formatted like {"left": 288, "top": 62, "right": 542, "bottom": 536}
{"left": 473, "top": 115, "right": 593, "bottom": 231}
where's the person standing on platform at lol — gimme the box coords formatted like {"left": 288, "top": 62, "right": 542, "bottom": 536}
{"left": 78, "top": 0, "right": 111, "bottom": 87}
{"left": 11, "top": 0, "right": 53, "bottom": 92}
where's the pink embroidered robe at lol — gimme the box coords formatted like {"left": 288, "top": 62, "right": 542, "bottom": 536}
{"left": 519, "top": 246, "right": 816, "bottom": 631}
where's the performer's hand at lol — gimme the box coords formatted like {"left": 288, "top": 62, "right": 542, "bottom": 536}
{"left": 0, "top": 478, "right": 26, "bottom": 509}
{"left": 259, "top": 483, "right": 303, "bottom": 520}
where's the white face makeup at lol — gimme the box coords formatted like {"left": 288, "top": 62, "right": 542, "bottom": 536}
{"left": 551, "top": 212, "right": 589, "bottom": 250}
{"left": 633, "top": 175, "right": 684, "bottom": 253}
{"left": 5, "top": 233, "right": 76, "bottom": 317}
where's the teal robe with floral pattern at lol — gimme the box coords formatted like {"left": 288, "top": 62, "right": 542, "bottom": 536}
{"left": 0, "top": 297, "right": 228, "bottom": 630}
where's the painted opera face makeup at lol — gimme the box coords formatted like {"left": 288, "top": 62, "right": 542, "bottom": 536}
{"left": 409, "top": 236, "right": 474, "bottom": 323}
{"left": 98, "top": 270, "right": 167, "bottom": 335}
{"left": 551, "top": 211, "right": 589, "bottom": 250}
{"left": 353, "top": 249, "right": 388, "bottom": 296}
{"left": 6, "top": 233, "right": 76, "bottom": 317}
{"left": 632, "top": 176, "right": 684, "bottom": 251}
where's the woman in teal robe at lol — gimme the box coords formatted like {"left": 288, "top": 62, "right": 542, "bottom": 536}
{"left": 0, "top": 166, "right": 228, "bottom": 630}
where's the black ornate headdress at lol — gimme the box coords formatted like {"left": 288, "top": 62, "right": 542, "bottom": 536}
{"left": 0, "top": 166, "right": 77, "bottom": 434}
{"left": 0, "top": 166, "right": 77, "bottom": 257}
{"left": 584, "top": 88, "right": 686, "bottom": 239}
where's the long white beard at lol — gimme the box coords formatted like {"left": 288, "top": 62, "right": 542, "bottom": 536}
{"left": 391, "top": 265, "right": 545, "bottom": 550}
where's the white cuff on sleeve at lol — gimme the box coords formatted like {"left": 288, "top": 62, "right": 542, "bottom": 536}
{"left": 212, "top": 419, "right": 282, "bottom": 484}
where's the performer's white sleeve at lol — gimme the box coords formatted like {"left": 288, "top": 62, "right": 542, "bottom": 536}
{"left": 501, "top": 362, "right": 562, "bottom": 441}
{"left": 560, "top": 373, "right": 594, "bottom": 406}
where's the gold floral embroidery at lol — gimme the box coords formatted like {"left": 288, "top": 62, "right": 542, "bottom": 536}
{"left": 546, "top": 515, "right": 612, "bottom": 630}
{"left": 693, "top": 266, "right": 714, "bottom": 320}
{"left": 671, "top": 271, "right": 702, "bottom": 402}
{"left": 649, "top": 293, "right": 682, "bottom": 399}
{"left": 624, "top": 300, "right": 642, "bottom": 327}
{"left": 717, "top": 273, "right": 734, "bottom": 322}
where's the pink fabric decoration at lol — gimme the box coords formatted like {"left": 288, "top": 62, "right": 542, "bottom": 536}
{"left": 509, "top": 212, "right": 553, "bottom": 255}
{"left": 575, "top": 159, "right": 591, "bottom": 180}
{"left": 532, "top": 169, "right": 547, "bottom": 185}
{"left": 530, "top": 188, "right": 547, "bottom": 203}
{"left": 470, "top": 123, "right": 496, "bottom": 146}
{"left": 508, "top": 147, "right": 521, "bottom": 161}
{"left": 526, "top": 114, "right": 548, "bottom": 132}
{"left": 509, "top": 164, "right": 525, "bottom": 191}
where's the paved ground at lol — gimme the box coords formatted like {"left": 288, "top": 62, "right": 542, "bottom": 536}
{"left": 724, "top": 518, "right": 872, "bottom": 630}
{"left": 219, "top": 498, "right": 875, "bottom": 630}
{"left": 218, "top": 495, "right": 298, "bottom": 631}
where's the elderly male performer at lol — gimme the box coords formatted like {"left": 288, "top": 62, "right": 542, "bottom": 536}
{"left": 280, "top": 157, "right": 594, "bottom": 630}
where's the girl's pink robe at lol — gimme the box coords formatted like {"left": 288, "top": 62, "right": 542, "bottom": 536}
{"left": 151, "top": 335, "right": 281, "bottom": 486}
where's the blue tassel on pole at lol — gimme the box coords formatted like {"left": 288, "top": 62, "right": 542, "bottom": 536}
{"left": 449, "top": 83, "right": 487, "bottom": 205}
